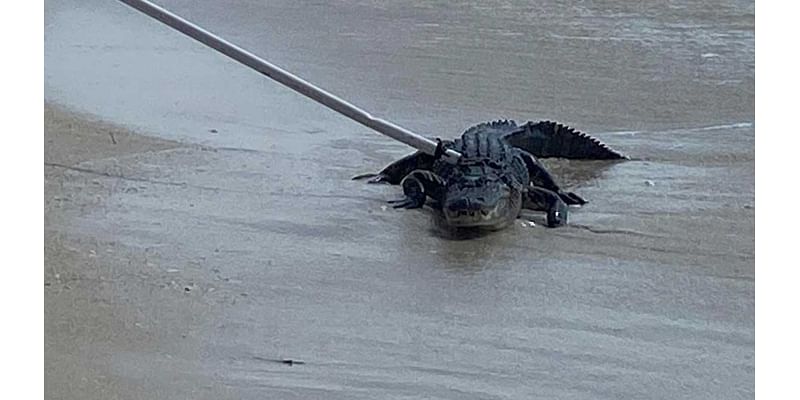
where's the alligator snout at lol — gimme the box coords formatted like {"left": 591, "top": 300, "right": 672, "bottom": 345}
{"left": 449, "top": 209, "right": 493, "bottom": 218}
{"left": 445, "top": 197, "right": 486, "bottom": 212}
{"left": 442, "top": 197, "right": 511, "bottom": 227}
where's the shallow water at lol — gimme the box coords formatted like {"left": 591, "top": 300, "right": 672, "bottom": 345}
{"left": 45, "top": 0, "right": 754, "bottom": 398}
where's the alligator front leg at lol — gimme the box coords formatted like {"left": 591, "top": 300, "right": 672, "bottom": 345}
{"left": 352, "top": 151, "right": 436, "bottom": 185}
{"left": 388, "top": 170, "right": 446, "bottom": 209}
{"left": 523, "top": 187, "right": 570, "bottom": 227}
{"left": 516, "top": 150, "right": 587, "bottom": 205}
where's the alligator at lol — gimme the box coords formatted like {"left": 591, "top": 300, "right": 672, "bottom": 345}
{"left": 354, "top": 120, "right": 625, "bottom": 230}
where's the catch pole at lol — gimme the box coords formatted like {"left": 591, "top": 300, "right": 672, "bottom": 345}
{"left": 117, "top": 0, "right": 462, "bottom": 163}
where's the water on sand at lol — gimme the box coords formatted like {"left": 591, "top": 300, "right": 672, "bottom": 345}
{"left": 45, "top": 0, "right": 753, "bottom": 398}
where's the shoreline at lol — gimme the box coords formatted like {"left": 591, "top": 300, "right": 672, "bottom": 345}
{"left": 45, "top": 101, "right": 753, "bottom": 398}
{"left": 45, "top": 103, "right": 219, "bottom": 398}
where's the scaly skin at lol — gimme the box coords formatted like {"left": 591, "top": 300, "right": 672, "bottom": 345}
{"left": 355, "top": 120, "right": 625, "bottom": 229}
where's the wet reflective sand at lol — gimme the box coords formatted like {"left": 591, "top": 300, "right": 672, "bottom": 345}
{"left": 45, "top": 0, "right": 753, "bottom": 398}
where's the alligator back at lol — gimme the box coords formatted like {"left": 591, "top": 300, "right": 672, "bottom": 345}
{"left": 434, "top": 122, "right": 529, "bottom": 190}
{"left": 458, "top": 119, "right": 626, "bottom": 160}
{"left": 454, "top": 127, "right": 515, "bottom": 161}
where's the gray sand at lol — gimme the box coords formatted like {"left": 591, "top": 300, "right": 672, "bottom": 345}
{"left": 45, "top": 0, "right": 753, "bottom": 398}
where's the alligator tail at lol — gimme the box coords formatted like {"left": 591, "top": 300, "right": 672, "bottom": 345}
{"left": 504, "top": 121, "right": 627, "bottom": 160}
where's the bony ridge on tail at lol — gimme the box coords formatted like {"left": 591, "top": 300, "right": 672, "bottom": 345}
{"left": 354, "top": 120, "right": 626, "bottom": 229}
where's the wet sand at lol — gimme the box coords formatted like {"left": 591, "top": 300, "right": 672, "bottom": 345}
{"left": 45, "top": 0, "right": 753, "bottom": 398}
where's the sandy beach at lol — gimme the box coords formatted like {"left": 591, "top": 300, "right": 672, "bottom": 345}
{"left": 46, "top": 0, "right": 753, "bottom": 398}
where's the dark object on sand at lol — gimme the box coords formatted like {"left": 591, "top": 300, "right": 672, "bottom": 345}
{"left": 253, "top": 356, "right": 306, "bottom": 366}
{"left": 355, "top": 120, "right": 625, "bottom": 229}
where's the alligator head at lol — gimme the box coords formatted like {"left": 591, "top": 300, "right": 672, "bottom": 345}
{"left": 441, "top": 162, "right": 522, "bottom": 229}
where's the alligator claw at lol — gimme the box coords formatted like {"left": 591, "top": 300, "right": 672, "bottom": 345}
{"left": 546, "top": 204, "right": 569, "bottom": 227}
{"left": 352, "top": 173, "right": 391, "bottom": 184}
{"left": 561, "top": 191, "right": 587, "bottom": 206}
{"left": 370, "top": 175, "right": 392, "bottom": 184}
{"left": 388, "top": 197, "right": 423, "bottom": 209}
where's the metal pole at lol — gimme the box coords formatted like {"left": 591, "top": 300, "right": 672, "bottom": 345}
{"left": 117, "top": 0, "right": 462, "bottom": 163}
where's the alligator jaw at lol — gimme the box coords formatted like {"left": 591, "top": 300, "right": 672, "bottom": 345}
{"left": 443, "top": 197, "right": 510, "bottom": 227}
